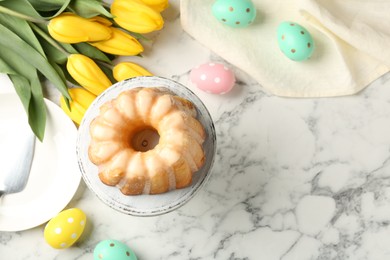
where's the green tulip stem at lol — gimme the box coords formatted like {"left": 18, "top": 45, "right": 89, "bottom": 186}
{"left": 0, "top": 6, "right": 46, "bottom": 24}
{"left": 29, "top": 22, "right": 70, "bottom": 57}
{"left": 97, "top": 60, "right": 113, "bottom": 70}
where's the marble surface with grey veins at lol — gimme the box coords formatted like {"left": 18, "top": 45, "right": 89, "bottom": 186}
{"left": 2, "top": 1, "right": 390, "bottom": 259}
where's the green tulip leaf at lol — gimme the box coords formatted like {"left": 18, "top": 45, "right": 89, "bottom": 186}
{"left": 0, "top": 0, "right": 44, "bottom": 22}
{"left": 8, "top": 74, "right": 32, "bottom": 113}
{"left": 41, "top": 0, "right": 72, "bottom": 19}
{"left": 27, "top": 0, "right": 71, "bottom": 12}
{"left": 38, "top": 36, "right": 68, "bottom": 64}
{"left": 68, "top": 0, "right": 113, "bottom": 19}
{"left": 29, "top": 73, "right": 46, "bottom": 141}
{"left": 0, "top": 0, "right": 71, "bottom": 21}
{"left": 50, "top": 61, "right": 67, "bottom": 83}
{"left": 0, "top": 22, "right": 70, "bottom": 100}
{"left": 74, "top": 42, "right": 113, "bottom": 64}
{"left": 0, "top": 13, "right": 45, "bottom": 56}
{"left": 98, "top": 62, "right": 117, "bottom": 85}
{"left": 0, "top": 55, "right": 17, "bottom": 75}
{"left": 0, "top": 56, "right": 31, "bottom": 112}
{"left": 0, "top": 41, "right": 38, "bottom": 83}
{"left": 129, "top": 32, "right": 151, "bottom": 42}
{"left": 59, "top": 42, "right": 79, "bottom": 55}
{"left": 0, "top": 49, "right": 46, "bottom": 141}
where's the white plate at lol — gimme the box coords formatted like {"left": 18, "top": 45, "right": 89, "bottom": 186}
{"left": 0, "top": 93, "right": 81, "bottom": 231}
{"left": 77, "top": 76, "right": 216, "bottom": 216}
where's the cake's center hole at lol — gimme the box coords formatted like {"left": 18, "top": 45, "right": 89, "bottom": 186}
{"left": 131, "top": 128, "right": 160, "bottom": 152}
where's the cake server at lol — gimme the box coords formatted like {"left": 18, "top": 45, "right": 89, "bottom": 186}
{"left": 0, "top": 120, "right": 35, "bottom": 198}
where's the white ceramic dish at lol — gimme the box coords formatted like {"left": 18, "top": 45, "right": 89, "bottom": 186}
{"left": 77, "top": 76, "right": 216, "bottom": 216}
{"left": 0, "top": 93, "right": 81, "bottom": 231}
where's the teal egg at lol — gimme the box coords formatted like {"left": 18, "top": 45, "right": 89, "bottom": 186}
{"left": 94, "top": 239, "right": 137, "bottom": 260}
{"left": 212, "top": 0, "right": 257, "bottom": 28}
{"left": 277, "top": 21, "right": 314, "bottom": 61}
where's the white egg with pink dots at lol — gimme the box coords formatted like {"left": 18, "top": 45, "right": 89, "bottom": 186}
{"left": 190, "top": 62, "right": 236, "bottom": 94}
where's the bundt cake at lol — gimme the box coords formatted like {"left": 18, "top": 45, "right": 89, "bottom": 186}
{"left": 88, "top": 87, "right": 206, "bottom": 195}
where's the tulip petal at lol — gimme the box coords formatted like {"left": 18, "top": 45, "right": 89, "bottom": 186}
{"left": 48, "top": 13, "right": 112, "bottom": 43}
{"left": 60, "top": 88, "right": 96, "bottom": 125}
{"left": 113, "top": 62, "right": 152, "bottom": 81}
{"left": 90, "top": 28, "right": 144, "bottom": 56}
{"left": 138, "top": 0, "right": 169, "bottom": 12}
{"left": 111, "top": 0, "right": 164, "bottom": 33}
{"left": 67, "top": 54, "right": 112, "bottom": 95}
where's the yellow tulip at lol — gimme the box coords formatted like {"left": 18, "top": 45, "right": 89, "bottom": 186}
{"left": 113, "top": 62, "right": 152, "bottom": 81}
{"left": 90, "top": 16, "right": 113, "bottom": 27}
{"left": 90, "top": 27, "right": 144, "bottom": 56}
{"left": 48, "top": 13, "right": 112, "bottom": 43}
{"left": 138, "top": 0, "right": 169, "bottom": 12}
{"left": 60, "top": 88, "right": 96, "bottom": 125}
{"left": 111, "top": 0, "right": 164, "bottom": 33}
{"left": 67, "top": 54, "right": 112, "bottom": 96}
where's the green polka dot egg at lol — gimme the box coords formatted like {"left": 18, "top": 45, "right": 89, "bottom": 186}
{"left": 212, "top": 0, "right": 256, "bottom": 28}
{"left": 277, "top": 21, "right": 314, "bottom": 61}
{"left": 44, "top": 208, "right": 86, "bottom": 249}
{"left": 94, "top": 239, "right": 137, "bottom": 260}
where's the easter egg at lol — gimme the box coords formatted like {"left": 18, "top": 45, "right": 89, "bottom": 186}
{"left": 44, "top": 208, "right": 86, "bottom": 249}
{"left": 94, "top": 239, "right": 137, "bottom": 260}
{"left": 190, "top": 62, "right": 235, "bottom": 94}
{"left": 277, "top": 21, "right": 314, "bottom": 61}
{"left": 212, "top": 0, "right": 256, "bottom": 28}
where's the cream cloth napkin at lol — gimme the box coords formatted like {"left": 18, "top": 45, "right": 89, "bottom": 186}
{"left": 180, "top": 0, "right": 390, "bottom": 98}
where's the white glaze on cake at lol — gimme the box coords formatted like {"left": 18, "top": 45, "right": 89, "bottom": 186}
{"left": 88, "top": 87, "right": 206, "bottom": 195}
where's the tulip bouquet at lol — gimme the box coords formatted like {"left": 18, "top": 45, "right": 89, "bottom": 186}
{"left": 0, "top": 0, "right": 167, "bottom": 141}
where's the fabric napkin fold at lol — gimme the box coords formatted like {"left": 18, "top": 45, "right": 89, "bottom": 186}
{"left": 180, "top": 0, "right": 390, "bottom": 98}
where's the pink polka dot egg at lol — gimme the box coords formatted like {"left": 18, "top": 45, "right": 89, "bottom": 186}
{"left": 190, "top": 62, "right": 235, "bottom": 94}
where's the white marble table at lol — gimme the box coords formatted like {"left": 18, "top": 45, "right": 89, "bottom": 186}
{"left": 2, "top": 1, "right": 390, "bottom": 259}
